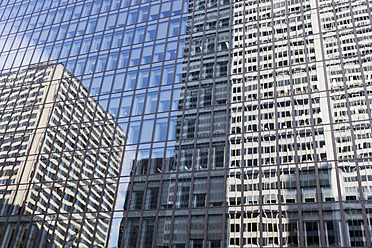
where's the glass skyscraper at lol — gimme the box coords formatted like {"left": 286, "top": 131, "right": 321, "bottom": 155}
{"left": 0, "top": 0, "right": 372, "bottom": 247}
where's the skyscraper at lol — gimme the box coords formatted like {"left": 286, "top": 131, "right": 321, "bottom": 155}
{"left": 0, "top": 63, "right": 124, "bottom": 247}
{"left": 1, "top": 0, "right": 372, "bottom": 247}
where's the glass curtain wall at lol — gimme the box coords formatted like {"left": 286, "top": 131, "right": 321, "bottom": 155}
{"left": 0, "top": 0, "right": 372, "bottom": 247}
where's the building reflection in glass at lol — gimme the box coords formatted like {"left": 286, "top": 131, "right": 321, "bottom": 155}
{"left": 118, "top": 0, "right": 230, "bottom": 247}
{"left": 225, "top": 0, "right": 372, "bottom": 246}
{"left": 119, "top": 0, "right": 372, "bottom": 247}
{"left": 0, "top": 63, "right": 125, "bottom": 247}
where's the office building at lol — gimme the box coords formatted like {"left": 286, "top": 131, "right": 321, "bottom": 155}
{"left": 0, "top": 63, "right": 124, "bottom": 247}
{"left": 0, "top": 0, "right": 372, "bottom": 247}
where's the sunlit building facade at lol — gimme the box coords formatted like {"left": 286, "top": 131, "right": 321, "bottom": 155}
{"left": 0, "top": 63, "right": 124, "bottom": 247}
{"left": 1, "top": 0, "right": 372, "bottom": 247}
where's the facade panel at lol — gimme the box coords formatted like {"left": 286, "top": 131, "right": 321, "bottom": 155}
{"left": 0, "top": 0, "right": 372, "bottom": 247}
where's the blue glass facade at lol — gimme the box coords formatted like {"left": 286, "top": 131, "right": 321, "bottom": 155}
{"left": 1, "top": 0, "right": 372, "bottom": 247}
